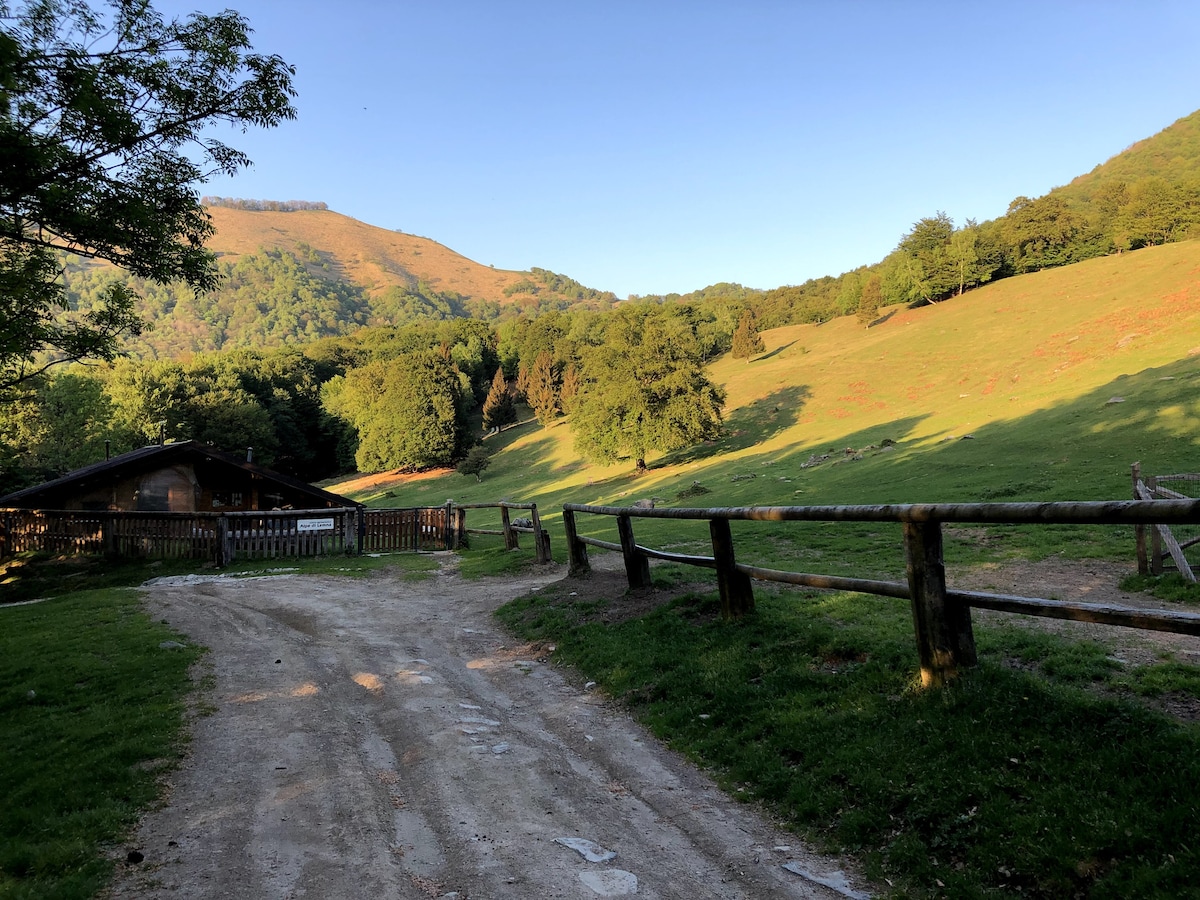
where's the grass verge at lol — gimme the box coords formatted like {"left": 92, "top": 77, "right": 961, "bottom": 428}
{"left": 498, "top": 575, "right": 1200, "bottom": 899}
{"left": 0, "top": 588, "right": 202, "bottom": 899}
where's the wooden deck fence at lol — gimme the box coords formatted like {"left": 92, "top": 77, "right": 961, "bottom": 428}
{"left": 562, "top": 497, "right": 1200, "bottom": 687}
{"left": 1132, "top": 462, "right": 1199, "bottom": 582}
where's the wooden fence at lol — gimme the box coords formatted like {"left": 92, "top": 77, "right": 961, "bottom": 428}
{"left": 0, "top": 503, "right": 542, "bottom": 563}
{"left": 562, "top": 498, "right": 1200, "bottom": 687}
{"left": 450, "top": 501, "right": 552, "bottom": 563}
{"left": 360, "top": 505, "right": 453, "bottom": 553}
{"left": 1132, "top": 462, "right": 1199, "bottom": 582}
{"left": 1, "top": 508, "right": 359, "bottom": 564}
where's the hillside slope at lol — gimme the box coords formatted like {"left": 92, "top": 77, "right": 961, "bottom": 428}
{"left": 345, "top": 239, "right": 1200, "bottom": 521}
{"left": 1062, "top": 108, "right": 1200, "bottom": 202}
{"left": 205, "top": 206, "right": 527, "bottom": 302}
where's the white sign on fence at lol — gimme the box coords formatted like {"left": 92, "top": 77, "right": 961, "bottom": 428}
{"left": 297, "top": 517, "right": 336, "bottom": 533}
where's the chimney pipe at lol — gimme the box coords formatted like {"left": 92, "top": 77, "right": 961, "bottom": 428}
{"left": 158, "top": 422, "right": 166, "bottom": 446}
{"left": 246, "top": 447, "right": 253, "bottom": 463}
{"left": 104, "top": 439, "right": 111, "bottom": 461}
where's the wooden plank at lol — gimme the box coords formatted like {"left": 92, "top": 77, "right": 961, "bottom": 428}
{"left": 1154, "top": 522, "right": 1196, "bottom": 582}
{"left": 1133, "top": 463, "right": 1148, "bottom": 575}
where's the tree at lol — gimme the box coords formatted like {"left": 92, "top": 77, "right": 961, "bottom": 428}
{"left": 857, "top": 275, "right": 882, "bottom": 326}
{"left": 730, "top": 309, "right": 764, "bottom": 360}
{"left": 481, "top": 367, "right": 516, "bottom": 432}
{"left": 456, "top": 445, "right": 491, "bottom": 482}
{"left": 321, "top": 351, "right": 468, "bottom": 473}
{"left": 571, "top": 305, "right": 725, "bottom": 473}
{"left": 0, "top": 0, "right": 296, "bottom": 392}
{"left": 525, "top": 350, "right": 559, "bottom": 425}
{"left": 894, "top": 212, "right": 958, "bottom": 304}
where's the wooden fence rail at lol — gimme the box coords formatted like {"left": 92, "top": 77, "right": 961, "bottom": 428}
{"left": 562, "top": 497, "right": 1200, "bottom": 688}
{"left": 1132, "top": 462, "right": 1199, "bottom": 582}
{"left": 450, "top": 501, "right": 551, "bottom": 563}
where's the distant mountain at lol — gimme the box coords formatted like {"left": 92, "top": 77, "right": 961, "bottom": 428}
{"left": 205, "top": 205, "right": 528, "bottom": 303}
{"left": 61, "top": 204, "right": 618, "bottom": 358}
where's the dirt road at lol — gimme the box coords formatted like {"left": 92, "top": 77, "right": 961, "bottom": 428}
{"left": 109, "top": 557, "right": 869, "bottom": 900}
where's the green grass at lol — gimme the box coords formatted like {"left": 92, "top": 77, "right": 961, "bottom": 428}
{"left": 498, "top": 579, "right": 1200, "bottom": 898}
{"left": 0, "top": 588, "right": 202, "bottom": 899}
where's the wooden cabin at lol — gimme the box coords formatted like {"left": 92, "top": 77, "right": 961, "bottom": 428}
{"left": 0, "top": 440, "right": 353, "bottom": 512}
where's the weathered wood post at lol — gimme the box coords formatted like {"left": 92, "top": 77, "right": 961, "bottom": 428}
{"left": 455, "top": 505, "right": 468, "bottom": 549}
{"left": 216, "top": 514, "right": 231, "bottom": 567}
{"left": 501, "top": 504, "right": 518, "bottom": 550}
{"left": 1133, "top": 463, "right": 1148, "bottom": 575}
{"left": 530, "top": 503, "right": 551, "bottom": 564}
{"left": 443, "top": 501, "right": 454, "bottom": 550}
{"left": 562, "top": 508, "right": 590, "bottom": 576}
{"left": 709, "top": 516, "right": 754, "bottom": 618}
{"left": 903, "top": 520, "right": 976, "bottom": 687}
{"left": 101, "top": 511, "right": 116, "bottom": 558}
{"left": 1149, "top": 476, "right": 1164, "bottom": 576}
{"left": 617, "top": 513, "right": 652, "bottom": 590}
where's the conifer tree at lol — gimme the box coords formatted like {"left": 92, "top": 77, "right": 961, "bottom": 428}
{"left": 857, "top": 275, "right": 882, "bottom": 327}
{"left": 730, "top": 310, "right": 765, "bottom": 360}
{"left": 481, "top": 368, "right": 517, "bottom": 432}
{"left": 526, "top": 351, "right": 560, "bottom": 426}
{"left": 560, "top": 364, "right": 581, "bottom": 415}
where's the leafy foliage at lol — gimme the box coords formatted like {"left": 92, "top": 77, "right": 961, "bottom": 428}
{"left": 571, "top": 304, "right": 725, "bottom": 471}
{"left": 0, "top": 0, "right": 295, "bottom": 390}
{"left": 730, "top": 309, "right": 764, "bottom": 360}
{"left": 322, "top": 351, "right": 469, "bottom": 473}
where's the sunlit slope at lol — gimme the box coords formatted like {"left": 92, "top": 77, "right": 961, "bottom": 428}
{"left": 206, "top": 206, "right": 528, "bottom": 301}
{"left": 713, "top": 238, "right": 1200, "bottom": 456}
{"left": 337, "top": 240, "right": 1200, "bottom": 520}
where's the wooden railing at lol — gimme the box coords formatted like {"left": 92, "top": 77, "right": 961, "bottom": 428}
{"left": 451, "top": 501, "right": 552, "bottom": 563}
{"left": 562, "top": 498, "right": 1200, "bottom": 687}
{"left": 0, "top": 508, "right": 359, "bottom": 564}
{"left": 1132, "top": 462, "right": 1199, "bottom": 581}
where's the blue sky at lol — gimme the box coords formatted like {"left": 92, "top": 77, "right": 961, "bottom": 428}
{"left": 172, "top": 1, "right": 1200, "bottom": 298}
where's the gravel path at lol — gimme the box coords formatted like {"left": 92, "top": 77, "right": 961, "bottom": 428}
{"left": 107, "top": 557, "right": 870, "bottom": 900}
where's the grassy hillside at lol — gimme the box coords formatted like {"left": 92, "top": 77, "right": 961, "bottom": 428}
{"left": 333, "top": 239, "right": 1200, "bottom": 568}
{"left": 205, "top": 206, "right": 528, "bottom": 302}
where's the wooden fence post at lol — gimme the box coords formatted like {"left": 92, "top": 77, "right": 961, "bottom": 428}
{"left": 530, "top": 503, "right": 551, "bottom": 564}
{"left": 563, "top": 508, "right": 590, "bottom": 576}
{"left": 1133, "top": 462, "right": 1148, "bottom": 575}
{"left": 443, "top": 501, "right": 454, "bottom": 550}
{"left": 1149, "top": 476, "right": 1164, "bottom": 575}
{"left": 903, "top": 521, "right": 976, "bottom": 687}
{"left": 709, "top": 517, "right": 754, "bottom": 618}
{"left": 501, "top": 504, "right": 518, "bottom": 550}
{"left": 216, "top": 515, "right": 231, "bottom": 567}
{"left": 455, "top": 506, "right": 468, "bottom": 549}
{"left": 617, "top": 513, "right": 652, "bottom": 590}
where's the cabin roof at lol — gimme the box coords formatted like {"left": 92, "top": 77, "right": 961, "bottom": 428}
{"left": 0, "top": 440, "right": 357, "bottom": 509}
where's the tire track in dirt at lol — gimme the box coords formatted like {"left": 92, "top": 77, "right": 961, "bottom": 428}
{"left": 108, "top": 560, "right": 870, "bottom": 899}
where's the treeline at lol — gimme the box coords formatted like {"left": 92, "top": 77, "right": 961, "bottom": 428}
{"left": 201, "top": 197, "right": 330, "bottom": 212}
{"left": 0, "top": 300, "right": 744, "bottom": 493}
{"left": 59, "top": 251, "right": 616, "bottom": 358}
{"left": 752, "top": 174, "right": 1200, "bottom": 329}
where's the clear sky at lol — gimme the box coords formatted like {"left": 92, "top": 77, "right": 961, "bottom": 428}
{"left": 165, "top": 0, "right": 1200, "bottom": 298}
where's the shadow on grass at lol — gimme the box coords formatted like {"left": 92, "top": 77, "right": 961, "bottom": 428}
{"left": 754, "top": 339, "right": 802, "bottom": 362}
{"left": 659, "top": 385, "right": 813, "bottom": 467}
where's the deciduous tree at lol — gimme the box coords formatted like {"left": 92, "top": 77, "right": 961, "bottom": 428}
{"left": 571, "top": 305, "right": 724, "bottom": 473}
{"left": 0, "top": 0, "right": 296, "bottom": 393}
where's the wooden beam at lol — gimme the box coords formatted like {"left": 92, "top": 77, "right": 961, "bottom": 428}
{"left": 903, "top": 521, "right": 976, "bottom": 687}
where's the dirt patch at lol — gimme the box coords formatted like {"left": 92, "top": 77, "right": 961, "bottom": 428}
{"left": 108, "top": 555, "right": 865, "bottom": 899}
